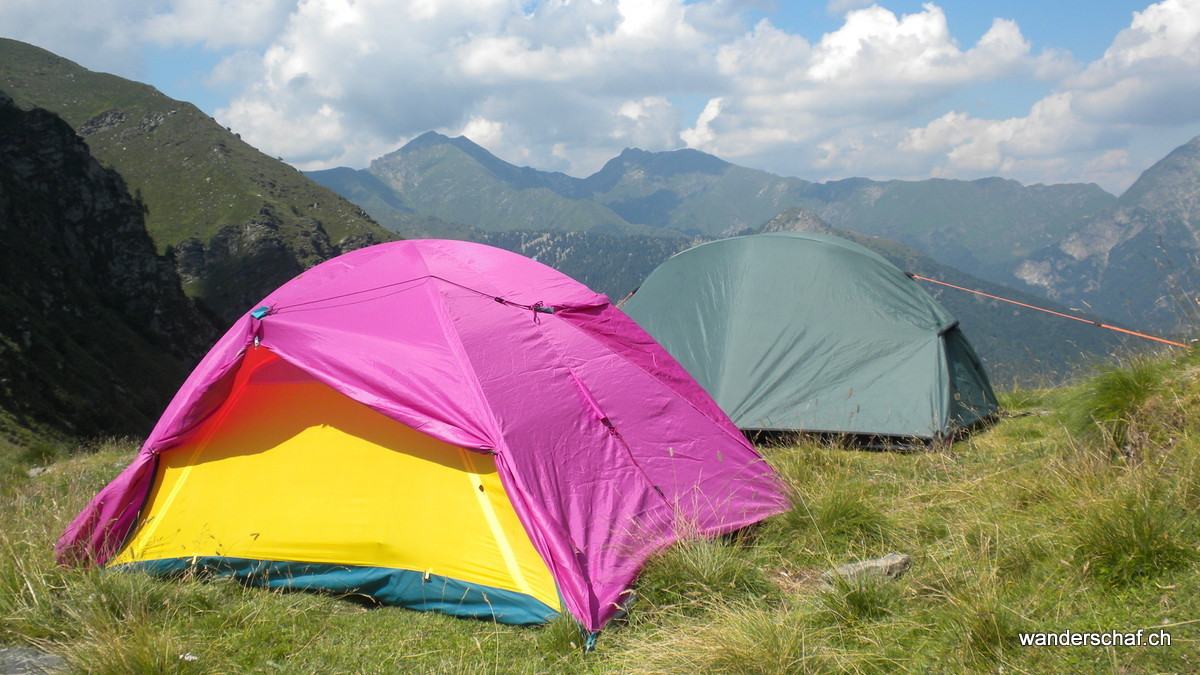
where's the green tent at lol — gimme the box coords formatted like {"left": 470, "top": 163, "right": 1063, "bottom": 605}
{"left": 621, "top": 232, "right": 998, "bottom": 444}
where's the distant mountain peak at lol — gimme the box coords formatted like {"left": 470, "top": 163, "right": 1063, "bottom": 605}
{"left": 403, "top": 130, "right": 452, "bottom": 148}
{"left": 760, "top": 207, "right": 835, "bottom": 235}
{"left": 1119, "top": 134, "right": 1200, "bottom": 209}
{"left": 598, "top": 146, "right": 731, "bottom": 179}
{"left": 377, "top": 130, "right": 587, "bottom": 201}
{"left": 1012, "top": 133, "right": 1200, "bottom": 332}
{"left": 400, "top": 130, "right": 494, "bottom": 158}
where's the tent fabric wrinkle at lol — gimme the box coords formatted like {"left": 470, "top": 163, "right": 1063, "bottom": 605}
{"left": 56, "top": 239, "right": 787, "bottom": 634}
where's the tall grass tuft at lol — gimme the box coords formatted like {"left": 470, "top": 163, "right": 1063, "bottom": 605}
{"left": 955, "top": 595, "right": 1023, "bottom": 666}
{"left": 913, "top": 554, "right": 1025, "bottom": 668}
{"left": 996, "top": 386, "right": 1051, "bottom": 412}
{"left": 54, "top": 623, "right": 202, "bottom": 675}
{"left": 1072, "top": 484, "right": 1197, "bottom": 586}
{"left": 1063, "top": 355, "right": 1169, "bottom": 458}
{"left": 766, "top": 478, "right": 892, "bottom": 560}
{"left": 634, "top": 536, "right": 777, "bottom": 617}
{"left": 535, "top": 612, "right": 587, "bottom": 657}
{"left": 616, "top": 604, "right": 860, "bottom": 674}
{"left": 816, "top": 573, "right": 904, "bottom": 626}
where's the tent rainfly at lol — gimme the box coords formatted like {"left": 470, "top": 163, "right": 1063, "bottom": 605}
{"left": 620, "top": 232, "right": 999, "bottom": 445}
{"left": 56, "top": 240, "right": 787, "bottom": 638}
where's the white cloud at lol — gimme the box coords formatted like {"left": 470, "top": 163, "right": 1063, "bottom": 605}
{"left": 703, "top": 0, "right": 1200, "bottom": 194}
{"left": 1086, "top": 148, "right": 1132, "bottom": 173}
{"left": 5, "top": 0, "right": 1200, "bottom": 194}
{"left": 457, "top": 115, "right": 506, "bottom": 150}
{"left": 223, "top": 97, "right": 349, "bottom": 162}
{"left": 900, "top": 93, "right": 1090, "bottom": 174}
{"left": 209, "top": 0, "right": 729, "bottom": 173}
{"left": 207, "top": 49, "right": 266, "bottom": 87}
{"left": 808, "top": 7, "right": 1028, "bottom": 86}
{"left": 857, "top": 0, "right": 1200, "bottom": 192}
{"left": 682, "top": 5, "right": 1032, "bottom": 164}
{"left": 1069, "top": 0, "right": 1200, "bottom": 125}
{"left": 0, "top": 0, "right": 293, "bottom": 79}
{"left": 214, "top": 0, "right": 505, "bottom": 165}
{"left": 1031, "top": 46, "right": 1079, "bottom": 81}
{"left": 612, "top": 96, "right": 681, "bottom": 148}
{"left": 680, "top": 96, "right": 723, "bottom": 147}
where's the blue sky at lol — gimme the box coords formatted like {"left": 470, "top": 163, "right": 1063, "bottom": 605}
{"left": 4, "top": 0, "right": 1199, "bottom": 194}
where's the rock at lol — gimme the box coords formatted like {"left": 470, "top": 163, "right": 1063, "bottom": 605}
{"left": 823, "top": 553, "right": 912, "bottom": 587}
{"left": 0, "top": 646, "right": 65, "bottom": 674}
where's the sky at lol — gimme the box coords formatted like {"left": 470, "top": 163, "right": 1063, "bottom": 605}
{"left": 4, "top": 0, "right": 1200, "bottom": 195}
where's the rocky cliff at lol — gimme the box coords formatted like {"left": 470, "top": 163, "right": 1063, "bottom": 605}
{"left": 0, "top": 90, "right": 217, "bottom": 439}
{"left": 0, "top": 38, "right": 397, "bottom": 324}
{"left": 1015, "top": 136, "right": 1200, "bottom": 333}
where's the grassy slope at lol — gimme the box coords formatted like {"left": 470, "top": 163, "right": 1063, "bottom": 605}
{"left": 3, "top": 348, "right": 1199, "bottom": 672}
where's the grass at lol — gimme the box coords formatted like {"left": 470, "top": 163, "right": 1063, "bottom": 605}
{"left": 3, "top": 347, "right": 1200, "bottom": 672}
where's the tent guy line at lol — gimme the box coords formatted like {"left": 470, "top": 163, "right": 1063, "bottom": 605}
{"left": 252, "top": 274, "right": 560, "bottom": 318}
{"left": 907, "top": 274, "right": 1191, "bottom": 349}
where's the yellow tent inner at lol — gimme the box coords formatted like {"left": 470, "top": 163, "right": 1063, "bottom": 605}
{"left": 110, "top": 347, "right": 560, "bottom": 611}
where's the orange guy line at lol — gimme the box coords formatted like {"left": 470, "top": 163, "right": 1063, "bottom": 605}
{"left": 909, "top": 274, "right": 1191, "bottom": 349}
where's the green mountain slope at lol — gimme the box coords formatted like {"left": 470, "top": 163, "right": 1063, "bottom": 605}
{"left": 353, "top": 132, "right": 660, "bottom": 235}
{"left": 584, "top": 151, "right": 1115, "bottom": 283}
{"left": 313, "top": 133, "right": 1114, "bottom": 286}
{"left": 0, "top": 38, "right": 397, "bottom": 321}
{"left": 471, "top": 230, "right": 694, "bottom": 302}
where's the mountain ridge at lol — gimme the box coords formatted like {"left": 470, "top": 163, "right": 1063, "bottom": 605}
{"left": 0, "top": 37, "right": 398, "bottom": 322}
{"left": 1016, "top": 134, "right": 1200, "bottom": 332}
{"left": 308, "top": 131, "right": 1192, "bottom": 382}
{"left": 311, "top": 128, "right": 1200, "bottom": 338}
{"left": 312, "top": 130, "right": 1119, "bottom": 283}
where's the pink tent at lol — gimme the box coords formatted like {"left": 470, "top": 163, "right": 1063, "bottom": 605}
{"left": 57, "top": 240, "right": 786, "bottom": 634}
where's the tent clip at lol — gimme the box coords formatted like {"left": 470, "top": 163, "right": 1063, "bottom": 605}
{"left": 531, "top": 301, "right": 554, "bottom": 324}
{"left": 601, "top": 417, "right": 619, "bottom": 437}
{"left": 492, "top": 296, "right": 555, "bottom": 323}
